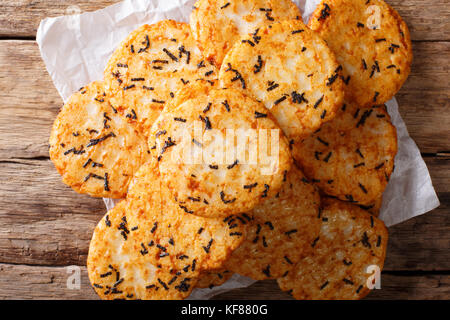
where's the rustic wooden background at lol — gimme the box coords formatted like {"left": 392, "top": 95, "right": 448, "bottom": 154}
{"left": 0, "top": 0, "right": 448, "bottom": 300}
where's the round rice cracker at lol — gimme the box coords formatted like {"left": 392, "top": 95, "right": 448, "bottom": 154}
{"left": 196, "top": 270, "right": 234, "bottom": 289}
{"left": 277, "top": 198, "right": 389, "bottom": 300}
{"left": 225, "top": 165, "right": 321, "bottom": 280}
{"left": 87, "top": 201, "right": 196, "bottom": 300}
{"left": 219, "top": 19, "right": 345, "bottom": 140}
{"left": 190, "top": 0, "right": 301, "bottom": 67}
{"left": 104, "top": 20, "right": 217, "bottom": 135}
{"left": 87, "top": 160, "right": 248, "bottom": 300}
{"left": 292, "top": 102, "right": 397, "bottom": 206}
{"left": 49, "top": 81, "right": 149, "bottom": 198}
{"left": 149, "top": 83, "right": 293, "bottom": 218}
{"left": 308, "top": 0, "right": 413, "bottom": 108}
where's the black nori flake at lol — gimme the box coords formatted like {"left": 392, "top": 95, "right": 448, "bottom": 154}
{"left": 274, "top": 96, "right": 287, "bottom": 105}
{"left": 220, "top": 2, "right": 230, "bottom": 9}
{"left": 252, "top": 28, "right": 261, "bottom": 44}
{"left": 261, "top": 184, "right": 270, "bottom": 198}
{"left": 375, "top": 162, "right": 385, "bottom": 170}
{"left": 318, "top": 3, "right": 331, "bottom": 20}
{"left": 175, "top": 278, "right": 192, "bottom": 292}
{"left": 362, "top": 59, "right": 367, "bottom": 70}
{"left": 361, "top": 232, "right": 371, "bottom": 248}
{"left": 100, "top": 271, "right": 112, "bottom": 278}
{"left": 373, "top": 91, "right": 379, "bottom": 102}
{"left": 123, "top": 84, "right": 135, "bottom": 91}
{"left": 220, "top": 191, "right": 236, "bottom": 204}
{"left": 320, "top": 281, "right": 329, "bottom": 290}
{"left": 140, "top": 243, "right": 148, "bottom": 256}
{"left": 323, "top": 152, "right": 332, "bottom": 162}
{"left": 357, "top": 22, "right": 365, "bottom": 28}
{"left": 354, "top": 162, "right": 365, "bottom": 168}
{"left": 174, "top": 117, "right": 187, "bottom": 122}
{"left": 150, "top": 222, "right": 158, "bottom": 233}
{"left": 202, "top": 239, "right": 213, "bottom": 253}
{"left": 105, "top": 215, "right": 111, "bottom": 227}
{"left": 326, "top": 73, "right": 339, "bottom": 86}
{"left": 262, "top": 236, "right": 268, "bottom": 247}
{"left": 255, "top": 111, "right": 267, "bottom": 118}
{"left": 86, "top": 132, "right": 116, "bottom": 148}
{"left": 345, "top": 194, "right": 357, "bottom": 203}
{"left": 82, "top": 158, "right": 92, "bottom": 168}
{"left": 143, "top": 85, "right": 154, "bottom": 91}
{"left": 359, "top": 183, "right": 368, "bottom": 194}
{"left": 138, "top": 35, "right": 150, "bottom": 53}
{"left": 243, "top": 182, "right": 258, "bottom": 191}
{"left": 377, "top": 235, "right": 382, "bottom": 247}
{"left": 343, "top": 259, "right": 352, "bottom": 266}
{"left": 311, "top": 236, "right": 320, "bottom": 247}
{"left": 262, "top": 265, "right": 271, "bottom": 277}
{"left": 356, "top": 285, "right": 363, "bottom": 294}
{"left": 199, "top": 115, "right": 212, "bottom": 130}
{"left": 267, "top": 82, "right": 279, "bottom": 91}
{"left": 356, "top": 148, "right": 364, "bottom": 159}
{"left": 314, "top": 95, "right": 324, "bottom": 109}
{"left": 160, "top": 137, "right": 176, "bottom": 155}
{"left": 264, "top": 221, "right": 274, "bottom": 230}
{"left": 209, "top": 165, "right": 219, "bottom": 170}
{"left": 158, "top": 278, "right": 169, "bottom": 290}
{"left": 225, "top": 63, "right": 246, "bottom": 89}
{"left": 191, "top": 138, "right": 202, "bottom": 148}
{"left": 321, "top": 109, "right": 327, "bottom": 119}
{"left": 285, "top": 229, "right": 298, "bottom": 238}
{"left": 227, "top": 159, "right": 238, "bottom": 169}
{"left": 317, "top": 137, "right": 329, "bottom": 146}
{"left": 222, "top": 100, "right": 230, "bottom": 112}
{"left": 292, "top": 29, "right": 304, "bottom": 34}
{"left": 291, "top": 91, "right": 308, "bottom": 104}
{"left": 253, "top": 55, "right": 263, "bottom": 74}
{"left": 163, "top": 48, "right": 178, "bottom": 62}
{"left": 155, "top": 130, "right": 167, "bottom": 138}
{"left": 375, "top": 38, "right": 386, "bottom": 42}
{"left": 116, "top": 63, "right": 128, "bottom": 68}
{"left": 179, "top": 205, "right": 194, "bottom": 214}
{"left": 343, "top": 278, "right": 354, "bottom": 285}
{"left": 242, "top": 39, "right": 255, "bottom": 47}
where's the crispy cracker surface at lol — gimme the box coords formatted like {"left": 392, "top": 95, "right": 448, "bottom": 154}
{"left": 225, "top": 165, "right": 321, "bottom": 279}
{"left": 104, "top": 20, "right": 217, "bottom": 135}
{"left": 277, "top": 198, "right": 388, "bottom": 300}
{"left": 308, "top": 0, "right": 412, "bottom": 107}
{"left": 49, "top": 81, "right": 149, "bottom": 198}
{"left": 150, "top": 83, "right": 292, "bottom": 218}
{"left": 219, "top": 19, "right": 344, "bottom": 140}
{"left": 88, "top": 159, "right": 248, "bottom": 299}
{"left": 190, "top": 0, "right": 301, "bottom": 67}
{"left": 293, "top": 102, "right": 397, "bottom": 206}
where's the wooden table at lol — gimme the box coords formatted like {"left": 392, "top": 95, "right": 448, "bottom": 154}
{"left": 0, "top": 0, "right": 448, "bottom": 300}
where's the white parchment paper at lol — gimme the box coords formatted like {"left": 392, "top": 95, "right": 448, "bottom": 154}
{"left": 37, "top": 0, "right": 440, "bottom": 299}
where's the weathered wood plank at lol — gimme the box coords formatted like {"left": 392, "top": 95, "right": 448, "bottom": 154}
{"left": 214, "top": 274, "right": 450, "bottom": 300}
{"left": 1, "top": 263, "right": 447, "bottom": 299}
{"left": 0, "top": 264, "right": 99, "bottom": 300}
{"left": 0, "top": 157, "right": 448, "bottom": 268}
{"left": 0, "top": 1, "right": 448, "bottom": 41}
{"left": 0, "top": 41, "right": 448, "bottom": 159}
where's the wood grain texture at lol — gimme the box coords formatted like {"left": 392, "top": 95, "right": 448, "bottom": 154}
{"left": 0, "top": 40, "right": 448, "bottom": 159}
{"left": 0, "top": 1, "right": 448, "bottom": 41}
{"left": 0, "top": 158, "right": 448, "bottom": 269}
{"left": 1, "top": 264, "right": 448, "bottom": 300}
{"left": 0, "top": 0, "right": 449, "bottom": 301}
